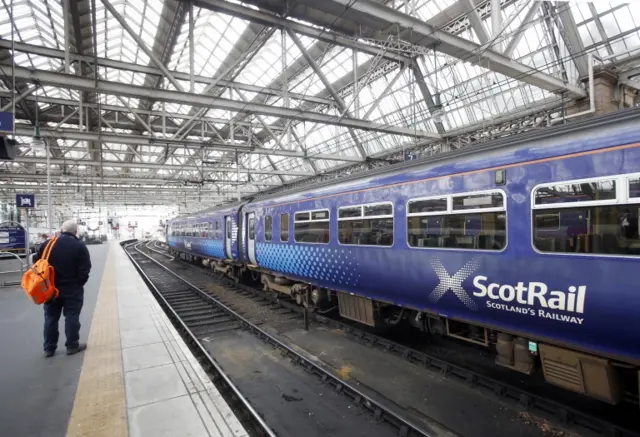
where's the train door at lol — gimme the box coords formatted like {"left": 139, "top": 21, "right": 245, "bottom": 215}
{"left": 247, "top": 212, "right": 257, "bottom": 265}
{"left": 224, "top": 216, "right": 232, "bottom": 259}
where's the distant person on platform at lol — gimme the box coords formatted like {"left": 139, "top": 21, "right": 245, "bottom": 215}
{"left": 34, "top": 220, "right": 92, "bottom": 357}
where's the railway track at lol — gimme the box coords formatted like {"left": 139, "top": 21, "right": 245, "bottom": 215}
{"left": 146, "top": 241, "right": 639, "bottom": 437}
{"left": 124, "top": 240, "right": 432, "bottom": 437}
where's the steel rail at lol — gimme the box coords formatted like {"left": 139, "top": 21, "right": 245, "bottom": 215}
{"left": 122, "top": 241, "right": 278, "bottom": 437}
{"left": 130, "top": 241, "right": 433, "bottom": 437}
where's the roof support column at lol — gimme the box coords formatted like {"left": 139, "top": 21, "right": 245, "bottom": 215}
{"left": 556, "top": 2, "right": 587, "bottom": 77}
{"left": 465, "top": 0, "right": 489, "bottom": 45}
{"left": 287, "top": 28, "right": 369, "bottom": 159}
{"left": 491, "top": 0, "right": 501, "bottom": 51}
{"left": 410, "top": 62, "right": 446, "bottom": 134}
{"left": 63, "top": 0, "right": 71, "bottom": 74}
{"left": 281, "top": 28, "right": 290, "bottom": 150}
{"left": 100, "top": 0, "right": 185, "bottom": 92}
{"left": 503, "top": 1, "right": 540, "bottom": 58}
{"left": 189, "top": 2, "right": 195, "bottom": 92}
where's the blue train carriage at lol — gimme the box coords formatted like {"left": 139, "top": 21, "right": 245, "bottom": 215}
{"left": 167, "top": 203, "right": 246, "bottom": 278}
{"left": 239, "top": 108, "right": 640, "bottom": 404}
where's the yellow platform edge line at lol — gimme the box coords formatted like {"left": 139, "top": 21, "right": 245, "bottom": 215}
{"left": 66, "top": 244, "right": 128, "bottom": 437}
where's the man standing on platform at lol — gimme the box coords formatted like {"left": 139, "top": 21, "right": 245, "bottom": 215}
{"left": 35, "top": 220, "right": 92, "bottom": 357}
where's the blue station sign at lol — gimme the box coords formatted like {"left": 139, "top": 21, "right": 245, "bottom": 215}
{"left": 16, "top": 194, "right": 35, "bottom": 208}
{"left": 0, "top": 223, "right": 26, "bottom": 253}
{"left": 0, "top": 111, "right": 13, "bottom": 133}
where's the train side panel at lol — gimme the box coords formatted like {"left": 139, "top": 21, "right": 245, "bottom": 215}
{"left": 252, "top": 139, "right": 640, "bottom": 365}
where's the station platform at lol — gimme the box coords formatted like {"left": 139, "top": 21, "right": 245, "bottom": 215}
{"left": 0, "top": 241, "right": 248, "bottom": 437}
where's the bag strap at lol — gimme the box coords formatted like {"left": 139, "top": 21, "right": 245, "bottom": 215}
{"left": 42, "top": 237, "right": 58, "bottom": 262}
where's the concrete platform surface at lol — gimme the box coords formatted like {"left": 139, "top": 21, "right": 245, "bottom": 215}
{"left": 0, "top": 241, "right": 247, "bottom": 437}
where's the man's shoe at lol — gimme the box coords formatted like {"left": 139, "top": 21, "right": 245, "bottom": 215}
{"left": 66, "top": 343, "right": 87, "bottom": 356}
{"left": 44, "top": 350, "right": 55, "bottom": 358}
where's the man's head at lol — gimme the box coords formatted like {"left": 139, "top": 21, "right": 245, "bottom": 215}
{"left": 61, "top": 220, "right": 78, "bottom": 235}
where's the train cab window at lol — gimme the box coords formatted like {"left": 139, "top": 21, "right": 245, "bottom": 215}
{"left": 407, "top": 191, "right": 506, "bottom": 251}
{"left": 533, "top": 174, "right": 640, "bottom": 256}
{"left": 265, "top": 216, "right": 273, "bottom": 241}
{"left": 294, "top": 209, "right": 330, "bottom": 243}
{"left": 338, "top": 202, "right": 393, "bottom": 246}
{"left": 248, "top": 217, "right": 255, "bottom": 240}
{"left": 280, "top": 213, "right": 289, "bottom": 242}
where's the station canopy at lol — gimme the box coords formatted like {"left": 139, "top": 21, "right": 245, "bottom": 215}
{"left": 1, "top": 0, "right": 639, "bottom": 212}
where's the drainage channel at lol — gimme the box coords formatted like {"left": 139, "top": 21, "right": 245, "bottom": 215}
{"left": 125, "top": 241, "right": 431, "bottom": 437}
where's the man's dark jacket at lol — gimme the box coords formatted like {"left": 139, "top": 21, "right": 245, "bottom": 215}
{"left": 34, "top": 232, "right": 92, "bottom": 295}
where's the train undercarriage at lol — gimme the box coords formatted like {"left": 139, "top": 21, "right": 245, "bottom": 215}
{"left": 170, "top": 248, "right": 637, "bottom": 405}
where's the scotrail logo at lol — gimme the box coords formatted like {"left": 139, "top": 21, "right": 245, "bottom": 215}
{"left": 428, "top": 257, "right": 588, "bottom": 325}
{"left": 428, "top": 257, "right": 481, "bottom": 311}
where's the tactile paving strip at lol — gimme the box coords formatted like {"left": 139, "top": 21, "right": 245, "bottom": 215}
{"left": 66, "top": 245, "right": 128, "bottom": 437}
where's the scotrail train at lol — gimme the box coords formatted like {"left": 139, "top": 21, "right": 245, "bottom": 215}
{"left": 167, "top": 108, "right": 640, "bottom": 404}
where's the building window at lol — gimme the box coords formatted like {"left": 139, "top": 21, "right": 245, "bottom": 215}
{"left": 338, "top": 202, "right": 394, "bottom": 246}
{"left": 294, "top": 209, "right": 330, "bottom": 243}
{"left": 533, "top": 174, "right": 640, "bottom": 256}
{"left": 407, "top": 191, "right": 506, "bottom": 251}
{"left": 280, "top": 213, "right": 289, "bottom": 242}
{"left": 265, "top": 216, "right": 273, "bottom": 241}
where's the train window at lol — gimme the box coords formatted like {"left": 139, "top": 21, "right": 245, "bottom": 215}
{"left": 407, "top": 190, "right": 506, "bottom": 251}
{"left": 532, "top": 174, "right": 640, "bottom": 256}
{"left": 408, "top": 197, "right": 447, "bottom": 214}
{"left": 629, "top": 177, "right": 640, "bottom": 198}
{"left": 534, "top": 179, "right": 616, "bottom": 206}
{"left": 295, "top": 212, "right": 310, "bottom": 222}
{"left": 226, "top": 219, "right": 231, "bottom": 239}
{"left": 339, "top": 202, "right": 394, "bottom": 246}
{"left": 533, "top": 206, "right": 640, "bottom": 255}
{"left": 295, "top": 209, "right": 329, "bottom": 244}
{"left": 280, "top": 213, "right": 289, "bottom": 242}
{"left": 214, "top": 221, "right": 221, "bottom": 239}
{"left": 452, "top": 192, "right": 504, "bottom": 211}
{"left": 265, "top": 216, "right": 273, "bottom": 241}
{"left": 248, "top": 217, "right": 255, "bottom": 240}
{"left": 339, "top": 206, "right": 361, "bottom": 218}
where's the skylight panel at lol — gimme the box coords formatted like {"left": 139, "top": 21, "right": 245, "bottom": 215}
{"left": 169, "top": 8, "right": 249, "bottom": 79}
{"left": 94, "top": 0, "right": 161, "bottom": 66}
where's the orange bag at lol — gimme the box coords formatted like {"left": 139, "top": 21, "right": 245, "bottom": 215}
{"left": 22, "top": 237, "right": 59, "bottom": 304}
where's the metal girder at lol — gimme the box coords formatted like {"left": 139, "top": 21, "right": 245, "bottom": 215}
{"left": 410, "top": 63, "right": 446, "bottom": 134}
{"left": 4, "top": 66, "right": 438, "bottom": 138}
{"left": 0, "top": 180, "right": 259, "bottom": 194}
{"left": 11, "top": 125, "right": 363, "bottom": 162}
{"left": 12, "top": 155, "right": 316, "bottom": 177}
{"left": 465, "top": 0, "right": 489, "bottom": 45}
{"left": 553, "top": 3, "right": 588, "bottom": 78}
{"left": 287, "top": 29, "right": 368, "bottom": 159}
{"left": 0, "top": 172, "right": 282, "bottom": 187}
{"left": 503, "top": 2, "right": 541, "bottom": 58}
{"left": 187, "top": 0, "right": 410, "bottom": 64}
{"left": 319, "top": 0, "right": 586, "bottom": 98}
{"left": 0, "top": 40, "right": 333, "bottom": 106}
{"left": 0, "top": 91, "right": 264, "bottom": 129}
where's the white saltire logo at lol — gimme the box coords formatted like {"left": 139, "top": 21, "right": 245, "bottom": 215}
{"left": 428, "top": 257, "right": 481, "bottom": 311}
